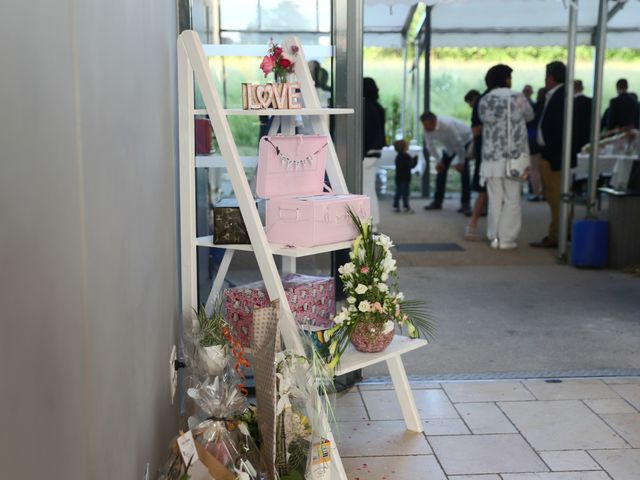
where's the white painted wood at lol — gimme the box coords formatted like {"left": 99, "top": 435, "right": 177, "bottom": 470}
{"left": 223, "top": 107, "right": 354, "bottom": 116}
{"left": 386, "top": 354, "right": 424, "bottom": 432}
{"left": 177, "top": 41, "right": 198, "bottom": 333}
{"left": 179, "top": 31, "right": 304, "bottom": 355}
{"left": 334, "top": 336, "right": 428, "bottom": 376}
{"left": 204, "top": 249, "right": 234, "bottom": 315}
{"left": 281, "top": 257, "right": 296, "bottom": 275}
{"left": 179, "top": 34, "right": 427, "bottom": 480}
{"left": 196, "top": 155, "right": 258, "bottom": 168}
{"left": 194, "top": 235, "right": 354, "bottom": 258}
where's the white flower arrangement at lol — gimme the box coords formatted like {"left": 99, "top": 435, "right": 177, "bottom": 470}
{"left": 324, "top": 209, "right": 434, "bottom": 369}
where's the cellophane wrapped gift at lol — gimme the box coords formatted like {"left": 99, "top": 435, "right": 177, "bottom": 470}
{"left": 187, "top": 366, "right": 268, "bottom": 480}
{"left": 225, "top": 274, "right": 335, "bottom": 348}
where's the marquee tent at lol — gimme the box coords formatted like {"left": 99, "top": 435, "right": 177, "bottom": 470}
{"left": 364, "top": 0, "right": 640, "bottom": 48}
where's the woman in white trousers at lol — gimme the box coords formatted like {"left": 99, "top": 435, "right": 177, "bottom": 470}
{"left": 478, "top": 65, "right": 534, "bottom": 249}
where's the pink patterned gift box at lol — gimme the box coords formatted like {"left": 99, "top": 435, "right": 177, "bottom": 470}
{"left": 224, "top": 274, "right": 335, "bottom": 347}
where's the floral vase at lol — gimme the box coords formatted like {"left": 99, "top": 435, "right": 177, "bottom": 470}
{"left": 351, "top": 321, "right": 394, "bottom": 353}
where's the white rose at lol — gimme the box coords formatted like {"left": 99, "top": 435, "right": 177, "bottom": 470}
{"left": 358, "top": 300, "right": 371, "bottom": 313}
{"left": 377, "top": 283, "right": 388, "bottom": 292}
{"left": 381, "top": 272, "right": 389, "bottom": 282}
{"left": 396, "top": 292, "right": 404, "bottom": 301}
{"left": 347, "top": 296, "right": 356, "bottom": 304}
{"left": 382, "top": 320, "right": 395, "bottom": 335}
{"left": 355, "top": 284, "right": 368, "bottom": 295}
{"left": 349, "top": 305, "right": 357, "bottom": 312}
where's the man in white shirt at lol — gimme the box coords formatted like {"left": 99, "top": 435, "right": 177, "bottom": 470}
{"left": 421, "top": 112, "right": 473, "bottom": 215}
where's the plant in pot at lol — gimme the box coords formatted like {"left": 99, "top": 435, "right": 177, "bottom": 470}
{"left": 194, "top": 300, "right": 230, "bottom": 377}
{"left": 325, "top": 209, "right": 434, "bottom": 368}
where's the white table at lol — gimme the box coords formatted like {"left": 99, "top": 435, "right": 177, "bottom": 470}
{"left": 575, "top": 152, "right": 634, "bottom": 177}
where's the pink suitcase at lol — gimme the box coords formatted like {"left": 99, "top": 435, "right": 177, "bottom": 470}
{"left": 256, "top": 135, "right": 370, "bottom": 247}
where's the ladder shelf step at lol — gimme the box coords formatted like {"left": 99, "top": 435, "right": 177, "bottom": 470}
{"left": 195, "top": 235, "right": 353, "bottom": 258}
{"left": 334, "top": 336, "right": 429, "bottom": 377}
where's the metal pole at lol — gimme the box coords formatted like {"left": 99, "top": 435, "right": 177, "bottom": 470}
{"left": 421, "top": 6, "right": 432, "bottom": 197}
{"left": 558, "top": 0, "right": 578, "bottom": 261}
{"left": 401, "top": 37, "right": 408, "bottom": 138}
{"left": 423, "top": 6, "right": 432, "bottom": 115}
{"left": 414, "top": 38, "right": 420, "bottom": 142}
{"left": 332, "top": 0, "right": 363, "bottom": 194}
{"left": 587, "top": 0, "right": 608, "bottom": 216}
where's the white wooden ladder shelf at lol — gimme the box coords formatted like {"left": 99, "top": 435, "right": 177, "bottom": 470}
{"left": 177, "top": 30, "right": 428, "bottom": 480}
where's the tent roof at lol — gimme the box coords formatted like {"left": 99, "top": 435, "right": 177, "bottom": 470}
{"left": 364, "top": 0, "right": 640, "bottom": 48}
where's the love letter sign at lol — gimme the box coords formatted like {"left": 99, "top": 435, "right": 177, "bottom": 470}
{"left": 242, "top": 83, "right": 303, "bottom": 110}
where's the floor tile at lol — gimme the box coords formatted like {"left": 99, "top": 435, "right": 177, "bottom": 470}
{"left": 501, "top": 473, "right": 609, "bottom": 480}
{"left": 584, "top": 398, "right": 637, "bottom": 414}
{"left": 455, "top": 402, "right": 517, "bottom": 434}
{"left": 603, "top": 377, "right": 640, "bottom": 385}
{"left": 600, "top": 413, "right": 640, "bottom": 447}
{"left": 538, "top": 450, "right": 601, "bottom": 471}
{"left": 423, "top": 418, "right": 471, "bottom": 435}
{"left": 523, "top": 379, "right": 619, "bottom": 400}
{"left": 334, "top": 420, "right": 432, "bottom": 457}
{"left": 342, "top": 455, "right": 446, "bottom": 480}
{"left": 498, "top": 400, "right": 628, "bottom": 450}
{"left": 448, "top": 476, "right": 501, "bottom": 480}
{"left": 361, "top": 388, "right": 458, "bottom": 420}
{"left": 610, "top": 384, "right": 640, "bottom": 410}
{"left": 443, "top": 381, "right": 535, "bottom": 403}
{"left": 428, "top": 434, "right": 548, "bottom": 475}
{"left": 357, "top": 383, "right": 394, "bottom": 391}
{"left": 589, "top": 449, "right": 640, "bottom": 480}
{"left": 358, "top": 381, "right": 441, "bottom": 391}
{"left": 334, "top": 392, "right": 369, "bottom": 422}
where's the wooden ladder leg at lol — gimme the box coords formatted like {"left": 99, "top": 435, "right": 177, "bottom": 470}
{"left": 327, "top": 429, "right": 349, "bottom": 480}
{"left": 386, "top": 355, "right": 423, "bottom": 432}
{"left": 204, "top": 249, "right": 234, "bottom": 315}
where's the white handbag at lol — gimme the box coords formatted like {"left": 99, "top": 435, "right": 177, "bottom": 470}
{"left": 505, "top": 94, "right": 530, "bottom": 181}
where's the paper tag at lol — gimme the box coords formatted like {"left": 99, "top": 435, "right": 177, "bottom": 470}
{"left": 311, "top": 439, "right": 331, "bottom": 466}
{"left": 177, "top": 431, "right": 199, "bottom": 467}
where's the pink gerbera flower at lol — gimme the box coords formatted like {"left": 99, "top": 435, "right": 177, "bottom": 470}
{"left": 360, "top": 266, "right": 369, "bottom": 274}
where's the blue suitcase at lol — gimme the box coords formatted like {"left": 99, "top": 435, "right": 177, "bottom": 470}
{"left": 571, "top": 219, "right": 609, "bottom": 268}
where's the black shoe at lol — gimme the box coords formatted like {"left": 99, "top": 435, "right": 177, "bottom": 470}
{"left": 459, "top": 204, "right": 472, "bottom": 216}
{"left": 528, "top": 195, "right": 542, "bottom": 202}
{"left": 424, "top": 202, "right": 442, "bottom": 210}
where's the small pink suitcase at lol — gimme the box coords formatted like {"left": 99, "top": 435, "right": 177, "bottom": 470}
{"left": 257, "top": 135, "right": 370, "bottom": 247}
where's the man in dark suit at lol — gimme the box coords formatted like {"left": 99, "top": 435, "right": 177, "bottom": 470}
{"left": 572, "top": 80, "right": 592, "bottom": 163}
{"left": 608, "top": 78, "right": 639, "bottom": 131}
{"left": 531, "top": 61, "right": 566, "bottom": 248}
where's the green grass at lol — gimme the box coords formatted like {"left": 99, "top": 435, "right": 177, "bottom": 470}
{"left": 365, "top": 57, "right": 640, "bottom": 142}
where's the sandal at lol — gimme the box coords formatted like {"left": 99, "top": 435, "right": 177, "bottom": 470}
{"left": 464, "top": 225, "right": 482, "bottom": 241}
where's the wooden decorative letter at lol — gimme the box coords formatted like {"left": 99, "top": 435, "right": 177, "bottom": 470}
{"left": 241, "top": 82, "right": 304, "bottom": 110}
{"left": 272, "top": 83, "right": 289, "bottom": 109}
{"left": 287, "top": 82, "right": 302, "bottom": 109}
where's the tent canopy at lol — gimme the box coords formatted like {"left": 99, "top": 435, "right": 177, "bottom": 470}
{"left": 364, "top": 0, "right": 640, "bottom": 48}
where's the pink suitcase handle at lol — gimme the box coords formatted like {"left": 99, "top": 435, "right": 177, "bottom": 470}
{"left": 279, "top": 208, "right": 300, "bottom": 222}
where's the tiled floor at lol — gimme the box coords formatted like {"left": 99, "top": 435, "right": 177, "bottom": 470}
{"left": 334, "top": 377, "right": 640, "bottom": 480}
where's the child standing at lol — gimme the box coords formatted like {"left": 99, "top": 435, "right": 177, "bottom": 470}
{"left": 393, "top": 140, "right": 418, "bottom": 213}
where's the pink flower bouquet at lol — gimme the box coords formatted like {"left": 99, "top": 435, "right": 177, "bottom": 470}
{"left": 260, "top": 39, "right": 296, "bottom": 82}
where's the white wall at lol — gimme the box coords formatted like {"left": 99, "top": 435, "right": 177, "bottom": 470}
{"left": 0, "top": 0, "right": 180, "bottom": 478}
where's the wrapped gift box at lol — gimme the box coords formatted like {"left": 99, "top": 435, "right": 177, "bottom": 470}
{"left": 213, "top": 198, "right": 264, "bottom": 245}
{"left": 224, "top": 274, "right": 335, "bottom": 347}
